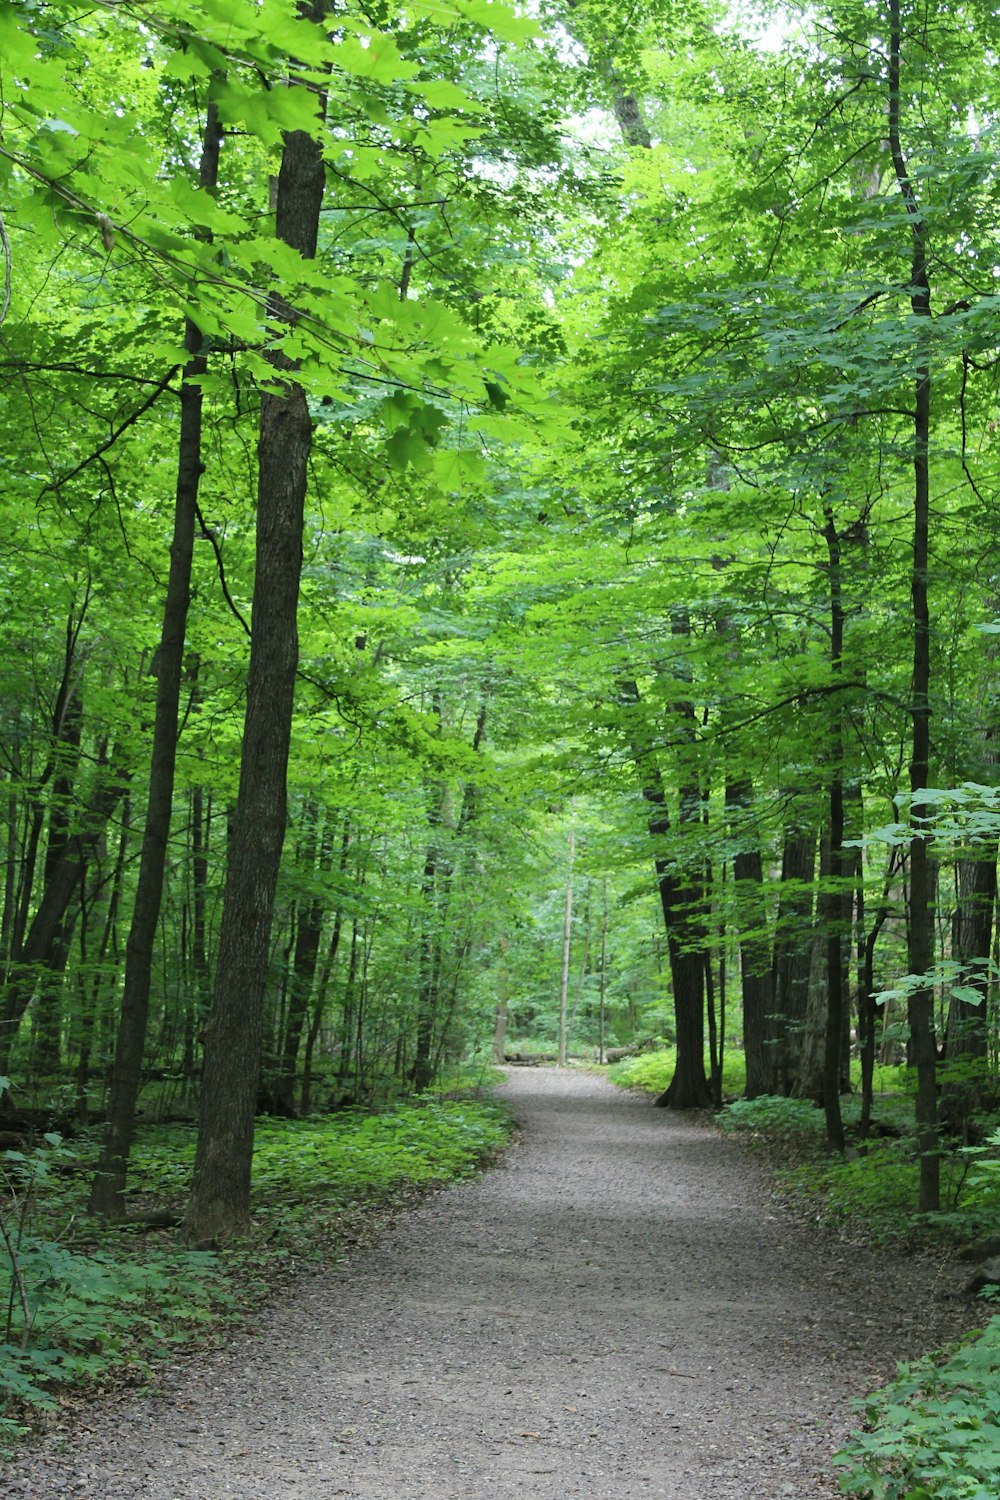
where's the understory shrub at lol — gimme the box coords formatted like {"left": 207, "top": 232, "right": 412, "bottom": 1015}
{"left": 719, "top": 1093, "right": 826, "bottom": 1139}
{"left": 836, "top": 1318, "right": 1000, "bottom": 1500}
{"left": 608, "top": 1047, "right": 746, "bottom": 1097}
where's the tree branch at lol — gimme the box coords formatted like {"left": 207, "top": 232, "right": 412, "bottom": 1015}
{"left": 194, "top": 500, "right": 252, "bottom": 637}
{"left": 38, "top": 368, "right": 180, "bottom": 499}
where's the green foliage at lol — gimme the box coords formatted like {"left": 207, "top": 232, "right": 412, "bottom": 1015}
{"left": 719, "top": 1094, "right": 827, "bottom": 1139}
{"left": 787, "top": 1145, "right": 935, "bottom": 1245}
{"left": 836, "top": 1320, "right": 1000, "bottom": 1499}
{"left": 0, "top": 1241, "right": 225, "bottom": 1398}
{"left": 608, "top": 1047, "right": 747, "bottom": 1098}
{"left": 252, "top": 1099, "right": 510, "bottom": 1201}
{"left": 0, "top": 1135, "right": 226, "bottom": 1448}
{"left": 719, "top": 1103, "right": 1000, "bottom": 1248}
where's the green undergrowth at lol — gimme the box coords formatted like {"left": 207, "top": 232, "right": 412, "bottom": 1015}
{"left": 835, "top": 1316, "right": 1000, "bottom": 1500}
{"left": 717, "top": 1093, "right": 1000, "bottom": 1250}
{"left": 0, "top": 1092, "right": 511, "bottom": 1452}
{"left": 606, "top": 1046, "right": 748, "bottom": 1098}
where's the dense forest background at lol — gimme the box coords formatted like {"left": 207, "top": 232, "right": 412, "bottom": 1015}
{"left": 3, "top": 0, "right": 1000, "bottom": 1252}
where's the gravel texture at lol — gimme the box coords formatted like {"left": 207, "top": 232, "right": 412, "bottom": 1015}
{"left": 1, "top": 1066, "right": 980, "bottom": 1499}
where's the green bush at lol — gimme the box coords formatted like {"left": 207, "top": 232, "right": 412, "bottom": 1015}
{"left": 719, "top": 1094, "right": 826, "bottom": 1139}
{"left": 607, "top": 1047, "right": 746, "bottom": 1098}
{"left": 837, "top": 1318, "right": 1000, "bottom": 1499}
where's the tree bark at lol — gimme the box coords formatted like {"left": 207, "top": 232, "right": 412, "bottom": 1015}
{"left": 30, "top": 686, "right": 84, "bottom": 1078}
{"left": 771, "top": 821, "right": 818, "bottom": 1095}
{"left": 941, "top": 851, "right": 997, "bottom": 1138}
{"left": 558, "top": 830, "right": 575, "bottom": 1067}
{"left": 0, "top": 750, "right": 127, "bottom": 1080}
{"left": 275, "top": 806, "right": 329, "bottom": 1114}
{"left": 888, "top": 0, "right": 938, "bottom": 1212}
{"left": 725, "top": 777, "right": 773, "bottom": 1099}
{"left": 185, "top": 72, "right": 326, "bottom": 1244}
{"left": 492, "top": 935, "right": 510, "bottom": 1065}
{"left": 822, "top": 508, "right": 846, "bottom": 1153}
{"left": 619, "top": 677, "right": 711, "bottom": 1108}
{"left": 89, "top": 103, "right": 222, "bottom": 1218}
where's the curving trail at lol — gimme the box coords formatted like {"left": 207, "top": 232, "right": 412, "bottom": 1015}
{"left": 1, "top": 1068, "right": 973, "bottom": 1499}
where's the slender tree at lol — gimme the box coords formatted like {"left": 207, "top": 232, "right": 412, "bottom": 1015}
{"left": 185, "top": 19, "right": 328, "bottom": 1243}
{"left": 90, "top": 100, "right": 222, "bottom": 1219}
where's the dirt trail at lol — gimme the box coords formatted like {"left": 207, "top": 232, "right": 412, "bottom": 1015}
{"left": 1, "top": 1068, "right": 975, "bottom": 1499}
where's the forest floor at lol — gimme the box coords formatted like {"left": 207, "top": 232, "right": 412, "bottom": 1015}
{"left": 0, "top": 1066, "right": 982, "bottom": 1499}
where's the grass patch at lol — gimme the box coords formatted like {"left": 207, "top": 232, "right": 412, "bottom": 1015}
{"left": 0, "top": 1093, "right": 511, "bottom": 1450}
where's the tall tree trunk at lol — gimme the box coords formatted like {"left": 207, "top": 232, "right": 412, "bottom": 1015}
{"left": 597, "top": 886, "right": 608, "bottom": 1066}
{"left": 656, "top": 615, "right": 711, "bottom": 1109}
{"left": 941, "top": 851, "right": 997, "bottom": 1139}
{"left": 0, "top": 748, "right": 127, "bottom": 1081}
{"left": 725, "top": 777, "right": 773, "bottom": 1099}
{"left": 185, "top": 68, "right": 326, "bottom": 1245}
{"left": 412, "top": 699, "right": 486, "bottom": 1091}
{"left": 584, "top": 50, "right": 708, "bottom": 1105}
{"left": 889, "top": 0, "right": 938, "bottom": 1212}
{"left": 31, "top": 687, "right": 84, "bottom": 1079}
{"left": 89, "top": 102, "right": 222, "bottom": 1219}
{"left": 822, "top": 508, "right": 846, "bottom": 1152}
{"left": 772, "top": 821, "right": 818, "bottom": 1095}
{"left": 412, "top": 810, "right": 442, "bottom": 1094}
{"left": 619, "top": 676, "right": 710, "bottom": 1109}
{"left": 75, "top": 806, "right": 131, "bottom": 1121}
{"left": 493, "top": 935, "right": 510, "bottom": 1065}
{"left": 10, "top": 597, "right": 91, "bottom": 976}
{"left": 300, "top": 819, "right": 350, "bottom": 1113}
{"left": 568, "top": 880, "right": 592, "bottom": 1045}
{"left": 557, "top": 829, "right": 575, "bottom": 1067}
{"left": 941, "top": 583, "right": 1000, "bottom": 1136}
{"left": 858, "top": 852, "right": 899, "bottom": 1137}
{"left": 275, "top": 807, "right": 329, "bottom": 1114}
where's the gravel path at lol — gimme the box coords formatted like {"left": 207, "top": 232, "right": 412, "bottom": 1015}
{"left": 1, "top": 1067, "right": 977, "bottom": 1499}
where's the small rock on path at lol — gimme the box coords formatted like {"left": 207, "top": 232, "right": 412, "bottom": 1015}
{"left": 1, "top": 1068, "right": 977, "bottom": 1498}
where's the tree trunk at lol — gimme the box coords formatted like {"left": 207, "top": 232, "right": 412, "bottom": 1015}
{"left": 941, "top": 851, "right": 997, "bottom": 1138}
{"left": 0, "top": 750, "right": 127, "bottom": 1080}
{"left": 30, "top": 687, "right": 84, "bottom": 1079}
{"left": 275, "top": 807, "right": 329, "bottom": 1114}
{"left": 618, "top": 676, "right": 710, "bottom": 1109}
{"left": 89, "top": 104, "right": 222, "bottom": 1219}
{"left": 771, "top": 822, "right": 817, "bottom": 1095}
{"left": 412, "top": 699, "right": 486, "bottom": 1091}
{"left": 888, "top": 0, "right": 938, "bottom": 1212}
{"left": 557, "top": 829, "right": 575, "bottom": 1067}
{"left": 493, "top": 935, "right": 510, "bottom": 1065}
{"left": 822, "top": 508, "right": 846, "bottom": 1153}
{"left": 725, "top": 777, "right": 773, "bottom": 1099}
{"left": 185, "top": 82, "right": 326, "bottom": 1245}
{"left": 412, "top": 825, "right": 441, "bottom": 1094}
{"left": 597, "top": 887, "right": 608, "bottom": 1066}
